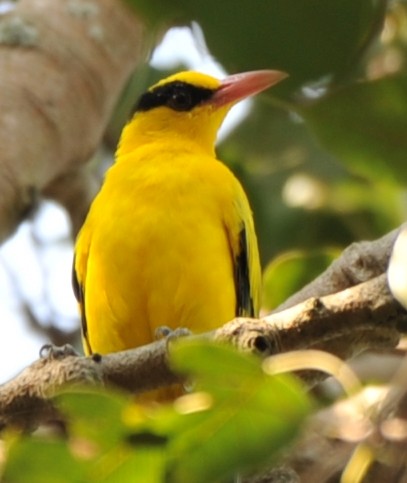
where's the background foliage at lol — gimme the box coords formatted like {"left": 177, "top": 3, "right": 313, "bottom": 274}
{"left": 3, "top": 342, "right": 311, "bottom": 482}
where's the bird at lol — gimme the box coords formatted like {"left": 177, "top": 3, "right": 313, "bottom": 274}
{"left": 72, "top": 69, "right": 287, "bottom": 398}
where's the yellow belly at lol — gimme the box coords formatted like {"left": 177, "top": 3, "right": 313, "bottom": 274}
{"left": 78, "top": 148, "right": 239, "bottom": 355}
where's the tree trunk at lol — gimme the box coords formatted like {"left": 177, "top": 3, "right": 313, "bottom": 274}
{"left": 0, "top": 0, "right": 145, "bottom": 239}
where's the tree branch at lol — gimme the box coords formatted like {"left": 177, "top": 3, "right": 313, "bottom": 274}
{"left": 217, "top": 274, "right": 406, "bottom": 362}
{"left": 1, "top": 241, "right": 406, "bottom": 429}
{"left": 275, "top": 224, "right": 405, "bottom": 311}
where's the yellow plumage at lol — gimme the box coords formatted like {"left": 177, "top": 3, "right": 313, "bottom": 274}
{"left": 73, "top": 70, "right": 286, "bottom": 396}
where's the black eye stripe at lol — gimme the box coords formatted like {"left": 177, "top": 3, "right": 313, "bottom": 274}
{"left": 135, "top": 81, "right": 215, "bottom": 113}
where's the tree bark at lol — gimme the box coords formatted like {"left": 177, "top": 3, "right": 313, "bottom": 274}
{"left": 0, "top": 0, "right": 144, "bottom": 240}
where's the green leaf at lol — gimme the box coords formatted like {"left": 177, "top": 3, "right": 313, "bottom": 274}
{"left": 123, "top": 0, "right": 185, "bottom": 28}
{"left": 262, "top": 248, "right": 339, "bottom": 310}
{"left": 55, "top": 390, "right": 167, "bottom": 482}
{"left": 302, "top": 75, "right": 407, "bottom": 183}
{"left": 171, "top": 338, "right": 263, "bottom": 384}
{"left": 3, "top": 439, "right": 85, "bottom": 483}
{"left": 166, "top": 340, "right": 312, "bottom": 482}
{"left": 55, "top": 389, "right": 128, "bottom": 451}
{"left": 4, "top": 345, "right": 311, "bottom": 483}
{"left": 126, "top": 0, "right": 386, "bottom": 88}
{"left": 93, "top": 446, "right": 166, "bottom": 483}
{"left": 190, "top": 0, "right": 385, "bottom": 88}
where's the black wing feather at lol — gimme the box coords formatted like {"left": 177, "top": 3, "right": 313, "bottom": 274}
{"left": 234, "top": 227, "right": 255, "bottom": 317}
{"left": 72, "top": 255, "right": 92, "bottom": 353}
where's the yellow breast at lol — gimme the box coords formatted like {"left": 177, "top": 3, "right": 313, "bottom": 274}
{"left": 75, "top": 141, "right": 244, "bottom": 354}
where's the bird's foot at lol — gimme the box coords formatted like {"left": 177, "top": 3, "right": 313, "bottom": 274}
{"left": 154, "top": 326, "right": 191, "bottom": 344}
{"left": 39, "top": 343, "right": 80, "bottom": 360}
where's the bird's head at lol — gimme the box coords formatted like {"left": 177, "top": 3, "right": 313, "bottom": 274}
{"left": 118, "top": 70, "right": 287, "bottom": 157}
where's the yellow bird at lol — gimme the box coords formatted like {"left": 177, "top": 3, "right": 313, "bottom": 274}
{"left": 73, "top": 69, "right": 286, "bottom": 387}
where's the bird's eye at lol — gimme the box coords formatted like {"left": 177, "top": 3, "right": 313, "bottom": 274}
{"left": 167, "top": 90, "right": 193, "bottom": 111}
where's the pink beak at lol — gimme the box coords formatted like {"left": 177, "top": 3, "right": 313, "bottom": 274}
{"left": 211, "top": 70, "right": 288, "bottom": 107}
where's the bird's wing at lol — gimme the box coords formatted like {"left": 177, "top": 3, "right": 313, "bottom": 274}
{"left": 228, "top": 187, "right": 262, "bottom": 318}
{"left": 72, "top": 249, "right": 92, "bottom": 355}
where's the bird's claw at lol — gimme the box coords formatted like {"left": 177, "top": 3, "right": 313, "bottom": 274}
{"left": 39, "top": 343, "right": 79, "bottom": 360}
{"left": 154, "top": 326, "right": 173, "bottom": 340}
{"left": 154, "top": 326, "right": 191, "bottom": 352}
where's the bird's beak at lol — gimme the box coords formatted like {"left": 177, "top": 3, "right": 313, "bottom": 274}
{"left": 211, "top": 70, "right": 288, "bottom": 107}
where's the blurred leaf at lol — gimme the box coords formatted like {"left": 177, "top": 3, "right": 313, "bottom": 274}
{"left": 55, "top": 389, "right": 128, "bottom": 452}
{"left": 170, "top": 337, "right": 262, "bottom": 383}
{"left": 326, "top": 179, "right": 406, "bottom": 235}
{"left": 3, "top": 344, "right": 310, "bottom": 483}
{"left": 127, "top": 0, "right": 387, "bottom": 88}
{"left": 93, "top": 446, "right": 166, "bottom": 483}
{"left": 190, "top": 0, "right": 386, "bottom": 89}
{"left": 262, "top": 248, "right": 339, "bottom": 310}
{"left": 166, "top": 340, "right": 312, "bottom": 482}
{"left": 302, "top": 75, "right": 407, "bottom": 183}
{"left": 3, "top": 439, "right": 84, "bottom": 483}
{"left": 124, "top": 0, "right": 185, "bottom": 27}
{"left": 56, "top": 390, "right": 166, "bottom": 482}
